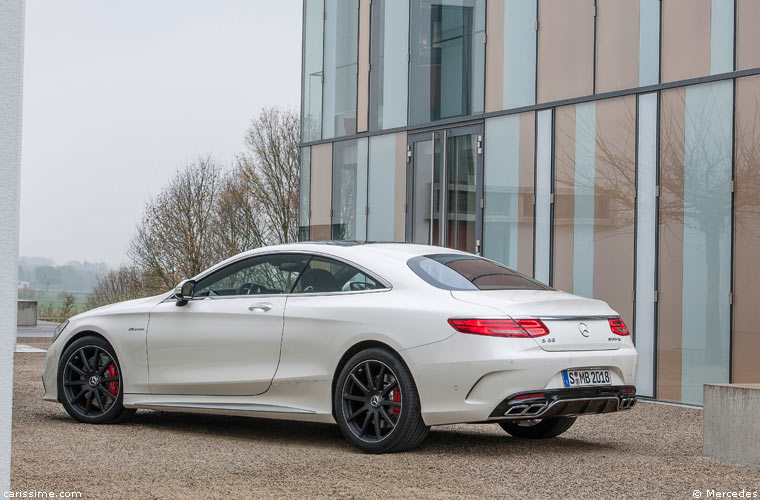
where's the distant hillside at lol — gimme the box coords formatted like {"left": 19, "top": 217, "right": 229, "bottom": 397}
{"left": 19, "top": 256, "right": 108, "bottom": 293}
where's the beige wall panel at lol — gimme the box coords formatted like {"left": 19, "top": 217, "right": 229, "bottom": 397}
{"left": 736, "top": 0, "right": 760, "bottom": 71}
{"left": 596, "top": 0, "right": 639, "bottom": 93}
{"left": 537, "top": 0, "right": 595, "bottom": 103}
{"left": 733, "top": 75, "right": 760, "bottom": 382}
{"left": 553, "top": 105, "right": 576, "bottom": 292}
{"left": 661, "top": 0, "right": 711, "bottom": 83}
{"left": 310, "top": 143, "right": 333, "bottom": 240}
{"left": 485, "top": 0, "right": 505, "bottom": 112}
{"left": 517, "top": 112, "right": 535, "bottom": 275}
{"left": 356, "top": 0, "right": 370, "bottom": 133}
{"left": 394, "top": 132, "right": 408, "bottom": 242}
{"left": 657, "top": 87, "right": 686, "bottom": 401}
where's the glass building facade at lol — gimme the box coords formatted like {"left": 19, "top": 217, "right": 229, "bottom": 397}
{"left": 299, "top": 0, "right": 760, "bottom": 405}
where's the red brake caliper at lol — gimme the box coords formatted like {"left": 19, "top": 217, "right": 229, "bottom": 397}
{"left": 106, "top": 363, "right": 119, "bottom": 396}
{"left": 390, "top": 387, "right": 401, "bottom": 416}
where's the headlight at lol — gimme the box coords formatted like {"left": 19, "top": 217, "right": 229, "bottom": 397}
{"left": 53, "top": 320, "right": 69, "bottom": 340}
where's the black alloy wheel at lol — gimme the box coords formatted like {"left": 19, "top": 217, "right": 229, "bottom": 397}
{"left": 341, "top": 360, "right": 402, "bottom": 442}
{"left": 334, "top": 348, "right": 429, "bottom": 453}
{"left": 58, "top": 336, "right": 135, "bottom": 424}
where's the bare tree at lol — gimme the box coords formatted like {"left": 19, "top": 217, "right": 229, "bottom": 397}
{"left": 34, "top": 265, "right": 60, "bottom": 292}
{"left": 87, "top": 266, "right": 162, "bottom": 309}
{"left": 234, "top": 107, "right": 301, "bottom": 246}
{"left": 58, "top": 291, "right": 77, "bottom": 318}
{"left": 128, "top": 156, "right": 222, "bottom": 290}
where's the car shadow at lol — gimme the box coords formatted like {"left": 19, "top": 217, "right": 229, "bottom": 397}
{"left": 56, "top": 409, "right": 620, "bottom": 455}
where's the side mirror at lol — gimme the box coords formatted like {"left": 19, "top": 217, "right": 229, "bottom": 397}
{"left": 174, "top": 279, "right": 195, "bottom": 306}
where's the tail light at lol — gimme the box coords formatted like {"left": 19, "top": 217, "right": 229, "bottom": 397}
{"left": 447, "top": 318, "right": 550, "bottom": 338}
{"left": 608, "top": 317, "right": 630, "bottom": 336}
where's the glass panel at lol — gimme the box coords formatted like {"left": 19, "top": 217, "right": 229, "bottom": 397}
{"left": 410, "top": 137, "right": 437, "bottom": 244}
{"left": 407, "top": 254, "right": 550, "bottom": 290}
{"left": 635, "top": 93, "right": 658, "bottom": 397}
{"left": 332, "top": 139, "right": 368, "bottom": 241}
{"left": 734, "top": 75, "right": 760, "bottom": 382}
{"left": 658, "top": 81, "right": 732, "bottom": 404}
{"left": 553, "top": 97, "right": 636, "bottom": 319}
{"left": 301, "top": 0, "right": 324, "bottom": 142}
{"left": 484, "top": 113, "right": 534, "bottom": 274}
{"left": 710, "top": 0, "right": 734, "bottom": 75}
{"left": 534, "top": 109, "right": 552, "bottom": 285}
{"left": 503, "top": 0, "right": 536, "bottom": 109}
{"left": 367, "top": 134, "right": 397, "bottom": 241}
{"left": 445, "top": 133, "right": 478, "bottom": 253}
{"left": 537, "top": 0, "right": 594, "bottom": 103}
{"left": 409, "top": 0, "right": 485, "bottom": 125}
{"left": 369, "top": 0, "right": 410, "bottom": 131}
{"left": 299, "top": 147, "right": 311, "bottom": 241}
{"left": 639, "top": 0, "right": 660, "bottom": 86}
{"left": 322, "top": 0, "right": 359, "bottom": 139}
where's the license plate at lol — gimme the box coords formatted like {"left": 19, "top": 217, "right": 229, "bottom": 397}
{"left": 562, "top": 369, "right": 611, "bottom": 387}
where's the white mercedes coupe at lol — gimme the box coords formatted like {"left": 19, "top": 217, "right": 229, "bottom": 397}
{"left": 43, "top": 242, "right": 638, "bottom": 453}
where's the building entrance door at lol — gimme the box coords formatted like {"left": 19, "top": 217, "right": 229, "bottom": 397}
{"left": 406, "top": 124, "right": 483, "bottom": 254}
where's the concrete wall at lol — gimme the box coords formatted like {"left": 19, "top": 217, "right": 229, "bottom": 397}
{"left": 703, "top": 384, "right": 760, "bottom": 468}
{"left": 0, "top": 0, "right": 25, "bottom": 492}
{"left": 17, "top": 301, "right": 36, "bottom": 327}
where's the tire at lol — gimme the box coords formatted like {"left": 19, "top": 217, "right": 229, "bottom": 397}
{"left": 498, "top": 416, "right": 576, "bottom": 439}
{"left": 57, "top": 335, "right": 136, "bottom": 424}
{"left": 334, "top": 347, "right": 429, "bottom": 453}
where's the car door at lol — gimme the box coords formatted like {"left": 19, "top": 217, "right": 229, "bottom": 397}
{"left": 146, "top": 253, "right": 310, "bottom": 396}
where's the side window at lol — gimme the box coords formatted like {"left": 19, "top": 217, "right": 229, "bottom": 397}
{"left": 294, "top": 256, "right": 383, "bottom": 294}
{"left": 194, "top": 254, "right": 310, "bottom": 297}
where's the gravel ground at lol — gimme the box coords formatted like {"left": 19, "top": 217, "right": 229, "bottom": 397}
{"left": 11, "top": 337, "right": 760, "bottom": 499}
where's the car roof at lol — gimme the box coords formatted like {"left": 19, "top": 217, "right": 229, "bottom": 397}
{"left": 246, "top": 241, "right": 471, "bottom": 261}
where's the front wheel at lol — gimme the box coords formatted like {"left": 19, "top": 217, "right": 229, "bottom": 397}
{"left": 57, "top": 336, "right": 135, "bottom": 424}
{"left": 498, "top": 416, "right": 576, "bottom": 439}
{"left": 334, "top": 348, "right": 429, "bottom": 453}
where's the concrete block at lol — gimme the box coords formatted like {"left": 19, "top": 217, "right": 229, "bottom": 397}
{"left": 17, "top": 300, "right": 37, "bottom": 326}
{"left": 704, "top": 383, "right": 760, "bottom": 468}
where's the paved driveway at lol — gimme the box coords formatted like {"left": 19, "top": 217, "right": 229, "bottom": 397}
{"left": 11, "top": 337, "right": 760, "bottom": 499}
{"left": 16, "top": 320, "right": 57, "bottom": 338}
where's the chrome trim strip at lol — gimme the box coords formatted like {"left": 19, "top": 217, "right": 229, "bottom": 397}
{"left": 513, "top": 315, "right": 619, "bottom": 321}
{"left": 131, "top": 402, "right": 315, "bottom": 414}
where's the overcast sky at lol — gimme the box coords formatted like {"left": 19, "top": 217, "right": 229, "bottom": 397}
{"left": 20, "top": 1, "right": 302, "bottom": 267}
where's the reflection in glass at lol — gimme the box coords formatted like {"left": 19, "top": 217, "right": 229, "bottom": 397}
{"left": 301, "top": 0, "right": 324, "bottom": 142}
{"left": 635, "top": 93, "right": 657, "bottom": 397}
{"left": 322, "top": 0, "right": 359, "bottom": 139}
{"left": 410, "top": 137, "right": 437, "bottom": 244}
{"left": 409, "top": 0, "right": 485, "bottom": 126}
{"left": 658, "top": 81, "right": 732, "bottom": 404}
{"left": 332, "top": 139, "right": 368, "bottom": 241}
{"left": 369, "top": 0, "right": 410, "bottom": 131}
{"left": 368, "top": 135, "right": 397, "bottom": 241}
{"left": 483, "top": 113, "right": 534, "bottom": 274}
{"left": 445, "top": 134, "right": 478, "bottom": 253}
{"left": 299, "top": 147, "right": 311, "bottom": 241}
{"left": 639, "top": 0, "right": 660, "bottom": 86}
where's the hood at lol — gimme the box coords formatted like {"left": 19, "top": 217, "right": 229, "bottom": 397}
{"left": 73, "top": 294, "right": 169, "bottom": 319}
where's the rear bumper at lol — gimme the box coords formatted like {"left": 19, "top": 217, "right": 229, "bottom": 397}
{"left": 488, "top": 385, "right": 637, "bottom": 420}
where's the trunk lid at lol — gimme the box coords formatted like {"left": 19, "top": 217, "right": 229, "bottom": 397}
{"left": 450, "top": 290, "right": 622, "bottom": 351}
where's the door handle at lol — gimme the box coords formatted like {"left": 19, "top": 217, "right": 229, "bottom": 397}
{"left": 248, "top": 303, "right": 273, "bottom": 312}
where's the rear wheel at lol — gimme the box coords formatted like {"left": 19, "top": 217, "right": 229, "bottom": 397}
{"left": 334, "top": 348, "right": 429, "bottom": 453}
{"left": 498, "top": 416, "right": 576, "bottom": 439}
{"left": 58, "top": 336, "right": 135, "bottom": 424}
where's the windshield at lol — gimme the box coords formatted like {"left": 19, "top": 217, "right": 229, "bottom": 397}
{"left": 407, "top": 254, "right": 552, "bottom": 291}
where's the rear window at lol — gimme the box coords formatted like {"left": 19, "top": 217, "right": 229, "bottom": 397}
{"left": 407, "top": 254, "right": 551, "bottom": 291}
